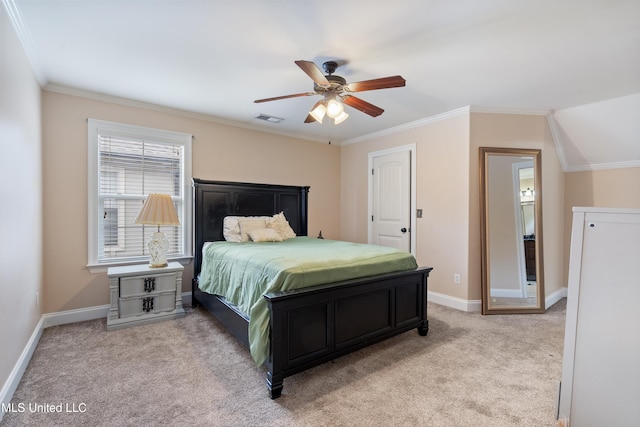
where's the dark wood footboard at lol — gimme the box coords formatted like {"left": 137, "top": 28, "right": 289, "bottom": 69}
{"left": 193, "top": 266, "right": 432, "bottom": 399}
{"left": 264, "top": 266, "right": 432, "bottom": 398}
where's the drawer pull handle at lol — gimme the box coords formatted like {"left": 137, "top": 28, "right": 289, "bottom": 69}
{"left": 144, "top": 278, "right": 156, "bottom": 293}
{"left": 142, "top": 297, "right": 154, "bottom": 313}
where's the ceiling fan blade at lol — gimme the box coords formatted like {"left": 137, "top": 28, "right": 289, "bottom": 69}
{"left": 254, "top": 92, "right": 316, "bottom": 103}
{"left": 295, "top": 60, "right": 330, "bottom": 86}
{"left": 342, "top": 95, "right": 385, "bottom": 117}
{"left": 345, "top": 76, "right": 406, "bottom": 92}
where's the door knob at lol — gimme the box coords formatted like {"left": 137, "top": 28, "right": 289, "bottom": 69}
{"left": 401, "top": 227, "right": 407, "bottom": 233}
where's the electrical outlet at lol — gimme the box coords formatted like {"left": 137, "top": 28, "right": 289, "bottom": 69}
{"left": 454, "top": 274, "right": 461, "bottom": 284}
{"left": 36, "top": 291, "right": 39, "bottom": 307}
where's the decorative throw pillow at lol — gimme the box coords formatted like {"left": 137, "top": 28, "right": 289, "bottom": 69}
{"left": 266, "top": 212, "right": 296, "bottom": 240}
{"left": 238, "top": 217, "right": 269, "bottom": 242}
{"left": 247, "top": 228, "right": 283, "bottom": 242}
{"left": 222, "top": 216, "right": 242, "bottom": 242}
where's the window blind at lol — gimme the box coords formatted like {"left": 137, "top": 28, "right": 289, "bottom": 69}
{"left": 88, "top": 119, "right": 192, "bottom": 267}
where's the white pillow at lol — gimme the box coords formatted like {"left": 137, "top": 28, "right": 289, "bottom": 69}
{"left": 247, "top": 228, "right": 283, "bottom": 242}
{"left": 266, "top": 212, "right": 296, "bottom": 240}
{"left": 223, "top": 216, "right": 270, "bottom": 242}
{"left": 222, "top": 216, "right": 242, "bottom": 242}
{"left": 238, "top": 217, "right": 269, "bottom": 242}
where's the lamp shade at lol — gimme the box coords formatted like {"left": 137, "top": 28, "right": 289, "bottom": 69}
{"left": 334, "top": 110, "right": 349, "bottom": 124}
{"left": 134, "top": 194, "right": 180, "bottom": 226}
{"left": 309, "top": 101, "right": 327, "bottom": 123}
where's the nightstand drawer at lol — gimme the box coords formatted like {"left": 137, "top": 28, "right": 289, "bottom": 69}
{"left": 107, "top": 262, "right": 185, "bottom": 331}
{"left": 119, "top": 273, "right": 176, "bottom": 297}
{"left": 119, "top": 292, "right": 176, "bottom": 318}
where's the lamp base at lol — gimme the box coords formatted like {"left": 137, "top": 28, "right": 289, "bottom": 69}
{"left": 148, "top": 262, "right": 168, "bottom": 268}
{"left": 147, "top": 231, "right": 169, "bottom": 268}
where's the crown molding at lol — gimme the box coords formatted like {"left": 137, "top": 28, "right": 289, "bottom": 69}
{"left": 564, "top": 159, "right": 640, "bottom": 172}
{"left": 341, "top": 106, "right": 471, "bottom": 146}
{"left": 44, "top": 83, "right": 331, "bottom": 145}
{"left": 45, "top": 80, "right": 631, "bottom": 172}
{"left": 469, "top": 106, "right": 550, "bottom": 116}
{"left": 545, "top": 112, "right": 570, "bottom": 172}
{"left": 2, "top": 0, "right": 47, "bottom": 86}
{"left": 340, "top": 105, "right": 557, "bottom": 146}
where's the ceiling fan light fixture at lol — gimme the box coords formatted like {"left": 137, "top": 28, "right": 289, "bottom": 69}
{"left": 326, "top": 98, "right": 344, "bottom": 118}
{"left": 309, "top": 102, "right": 327, "bottom": 123}
{"left": 334, "top": 111, "right": 349, "bottom": 125}
{"left": 256, "top": 60, "right": 403, "bottom": 124}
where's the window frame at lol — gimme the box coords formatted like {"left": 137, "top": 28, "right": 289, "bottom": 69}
{"left": 87, "top": 119, "right": 193, "bottom": 272}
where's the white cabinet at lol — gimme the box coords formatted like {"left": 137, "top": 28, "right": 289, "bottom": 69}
{"left": 559, "top": 208, "right": 640, "bottom": 426}
{"left": 107, "top": 262, "right": 185, "bottom": 330}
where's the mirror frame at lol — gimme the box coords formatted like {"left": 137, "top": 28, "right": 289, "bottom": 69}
{"left": 479, "top": 147, "right": 545, "bottom": 314}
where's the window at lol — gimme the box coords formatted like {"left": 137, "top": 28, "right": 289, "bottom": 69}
{"left": 88, "top": 119, "right": 192, "bottom": 270}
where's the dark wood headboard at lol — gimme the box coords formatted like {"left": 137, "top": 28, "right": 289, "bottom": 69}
{"left": 192, "top": 179, "right": 310, "bottom": 277}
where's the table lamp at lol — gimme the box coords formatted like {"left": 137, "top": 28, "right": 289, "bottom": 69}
{"left": 134, "top": 194, "right": 180, "bottom": 267}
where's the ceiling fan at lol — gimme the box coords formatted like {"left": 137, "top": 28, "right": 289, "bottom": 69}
{"left": 254, "top": 60, "right": 406, "bottom": 124}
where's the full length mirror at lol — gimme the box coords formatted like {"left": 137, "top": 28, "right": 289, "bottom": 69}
{"left": 480, "top": 147, "right": 545, "bottom": 314}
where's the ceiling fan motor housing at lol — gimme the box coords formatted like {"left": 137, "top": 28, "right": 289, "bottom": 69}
{"left": 322, "top": 61, "right": 339, "bottom": 74}
{"left": 312, "top": 61, "right": 347, "bottom": 94}
{"left": 314, "top": 75, "right": 347, "bottom": 93}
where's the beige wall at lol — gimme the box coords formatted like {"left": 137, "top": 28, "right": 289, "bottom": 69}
{"left": 565, "top": 167, "right": 640, "bottom": 209}
{"left": 0, "top": 5, "right": 43, "bottom": 405}
{"left": 340, "top": 113, "right": 471, "bottom": 300}
{"left": 563, "top": 166, "right": 640, "bottom": 283}
{"left": 341, "top": 112, "right": 566, "bottom": 305}
{"left": 19, "top": 79, "right": 617, "bottom": 336}
{"left": 41, "top": 91, "right": 340, "bottom": 313}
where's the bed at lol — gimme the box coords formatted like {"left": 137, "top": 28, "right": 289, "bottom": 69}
{"left": 191, "top": 178, "right": 433, "bottom": 398}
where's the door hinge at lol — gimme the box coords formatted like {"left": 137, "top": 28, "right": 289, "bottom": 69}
{"left": 371, "top": 168, "right": 374, "bottom": 175}
{"left": 371, "top": 215, "right": 374, "bottom": 221}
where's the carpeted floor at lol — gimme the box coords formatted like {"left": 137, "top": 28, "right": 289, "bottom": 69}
{"left": 1, "top": 300, "right": 566, "bottom": 426}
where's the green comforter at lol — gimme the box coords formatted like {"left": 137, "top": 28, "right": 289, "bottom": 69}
{"left": 198, "top": 236, "right": 418, "bottom": 365}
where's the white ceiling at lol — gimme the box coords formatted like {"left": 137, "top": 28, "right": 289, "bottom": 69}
{"left": 6, "top": 0, "right": 640, "bottom": 170}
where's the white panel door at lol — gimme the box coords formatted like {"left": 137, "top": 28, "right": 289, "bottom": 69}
{"left": 371, "top": 150, "right": 410, "bottom": 251}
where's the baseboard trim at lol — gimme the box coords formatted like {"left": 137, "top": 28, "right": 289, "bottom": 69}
{"left": 0, "top": 317, "right": 44, "bottom": 422}
{"left": 428, "top": 291, "right": 482, "bottom": 312}
{"left": 428, "top": 288, "right": 567, "bottom": 313}
{"left": 42, "top": 305, "right": 110, "bottom": 328}
{"left": 545, "top": 287, "right": 568, "bottom": 309}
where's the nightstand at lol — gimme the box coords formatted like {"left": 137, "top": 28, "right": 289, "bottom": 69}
{"left": 107, "top": 262, "right": 185, "bottom": 331}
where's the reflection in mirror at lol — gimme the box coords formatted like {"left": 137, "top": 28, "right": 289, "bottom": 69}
{"left": 480, "top": 147, "right": 545, "bottom": 314}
